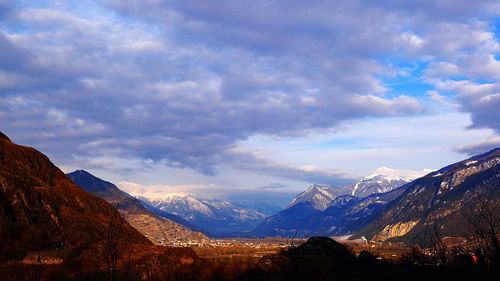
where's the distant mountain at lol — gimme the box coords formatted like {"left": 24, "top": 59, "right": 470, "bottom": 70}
{"left": 136, "top": 194, "right": 266, "bottom": 236}
{"left": 342, "top": 174, "right": 409, "bottom": 198}
{"left": 252, "top": 187, "right": 407, "bottom": 238}
{"left": 251, "top": 202, "right": 321, "bottom": 237}
{"left": 355, "top": 148, "right": 500, "bottom": 243}
{"left": 251, "top": 173, "right": 409, "bottom": 237}
{"left": 67, "top": 170, "right": 208, "bottom": 244}
{"left": 232, "top": 201, "right": 283, "bottom": 217}
{"left": 253, "top": 150, "right": 500, "bottom": 240}
{"left": 283, "top": 174, "right": 408, "bottom": 215}
{"left": 286, "top": 184, "right": 340, "bottom": 211}
{"left": 0, "top": 132, "right": 150, "bottom": 253}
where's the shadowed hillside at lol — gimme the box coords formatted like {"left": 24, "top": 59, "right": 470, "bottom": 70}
{"left": 0, "top": 134, "right": 150, "bottom": 250}
{"left": 0, "top": 132, "right": 212, "bottom": 280}
{"left": 67, "top": 170, "right": 208, "bottom": 245}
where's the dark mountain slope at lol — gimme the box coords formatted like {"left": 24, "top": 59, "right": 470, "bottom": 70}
{"left": 0, "top": 132, "right": 151, "bottom": 251}
{"left": 67, "top": 170, "right": 208, "bottom": 244}
{"left": 355, "top": 148, "right": 500, "bottom": 243}
{"left": 251, "top": 202, "right": 322, "bottom": 237}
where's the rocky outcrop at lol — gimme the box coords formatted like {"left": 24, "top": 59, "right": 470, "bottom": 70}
{"left": 376, "top": 220, "right": 419, "bottom": 241}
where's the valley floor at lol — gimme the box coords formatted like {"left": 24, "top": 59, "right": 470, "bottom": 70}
{"left": 1, "top": 236, "right": 498, "bottom": 281}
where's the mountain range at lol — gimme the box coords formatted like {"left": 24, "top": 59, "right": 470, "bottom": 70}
{"left": 67, "top": 170, "right": 268, "bottom": 238}
{"left": 67, "top": 170, "right": 208, "bottom": 244}
{"left": 356, "top": 148, "right": 500, "bottom": 243}
{"left": 0, "top": 131, "right": 218, "bottom": 280}
{"left": 285, "top": 174, "right": 410, "bottom": 212}
{"left": 1, "top": 128, "right": 497, "bottom": 248}
{"left": 136, "top": 194, "right": 266, "bottom": 236}
{"left": 253, "top": 149, "right": 500, "bottom": 243}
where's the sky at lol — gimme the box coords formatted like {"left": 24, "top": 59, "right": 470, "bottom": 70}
{"left": 1, "top": 0, "right": 500, "bottom": 205}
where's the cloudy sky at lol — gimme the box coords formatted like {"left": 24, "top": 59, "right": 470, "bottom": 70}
{"left": 1, "top": 0, "right": 499, "bottom": 203}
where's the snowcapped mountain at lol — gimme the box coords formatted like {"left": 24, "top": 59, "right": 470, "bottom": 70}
{"left": 286, "top": 184, "right": 340, "bottom": 211}
{"left": 135, "top": 193, "right": 266, "bottom": 236}
{"left": 356, "top": 148, "right": 500, "bottom": 243}
{"left": 252, "top": 186, "right": 407, "bottom": 238}
{"left": 343, "top": 174, "right": 409, "bottom": 198}
{"left": 252, "top": 176, "right": 409, "bottom": 237}
{"left": 253, "top": 151, "right": 500, "bottom": 240}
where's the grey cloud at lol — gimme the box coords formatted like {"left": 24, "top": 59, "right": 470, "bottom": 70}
{"left": 223, "top": 148, "right": 355, "bottom": 186}
{"left": 259, "top": 183, "right": 288, "bottom": 190}
{"left": 1, "top": 0, "right": 498, "bottom": 180}
{"left": 429, "top": 80, "right": 500, "bottom": 133}
{"left": 454, "top": 136, "right": 500, "bottom": 155}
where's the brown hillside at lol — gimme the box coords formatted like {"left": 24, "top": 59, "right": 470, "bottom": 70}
{"left": 0, "top": 132, "right": 152, "bottom": 251}
{"left": 67, "top": 170, "right": 208, "bottom": 245}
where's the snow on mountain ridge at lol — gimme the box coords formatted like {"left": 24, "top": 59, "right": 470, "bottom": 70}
{"left": 347, "top": 174, "right": 409, "bottom": 198}
{"left": 366, "top": 167, "right": 433, "bottom": 181}
{"left": 136, "top": 193, "right": 265, "bottom": 222}
{"left": 286, "top": 184, "right": 339, "bottom": 211}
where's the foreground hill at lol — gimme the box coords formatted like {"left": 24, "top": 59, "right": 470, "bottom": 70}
{"left": 67, "top": 170, "right": 208, "bottom": 245}
{"left": 0, "top": 131, "right": 150, "bottom": 251}
{"left": 0, "top": 131, "right": 213, "bottom": 280}
{"left": 233, "top": 236, "right": 492, "bottom": 281}
{"left": 356, "top": 148, "right": 500, "bottom": 243}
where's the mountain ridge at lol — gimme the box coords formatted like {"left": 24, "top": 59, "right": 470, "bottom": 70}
{"left": 136, "top": 193, "right": 266, "bottom": 236}
{"left": 67, "top": 170, "right": 208, "bottom": 244}
{"left": 355, "top": 147, "right": 500, "bottom": 243}
{"left": 0, "top": 131, "right": 151, "bottom": 253}
{"left": 252, "top": 148, "right": 500, "bottom": 242}
{"left": 343, "top": 174, "right": 409, "bottom": 198}
{"left": 286, "top": 184, "right": 340, "bottom": 211}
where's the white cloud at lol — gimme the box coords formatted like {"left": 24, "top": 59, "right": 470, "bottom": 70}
{"left": 1, "top": 0, "right": 499, "bottom": 195}
{"left": 117, "top": 181, "right": 207, "bottom": 199}
{"left": 368, "top": 167, "right": 434, "bottom": 181}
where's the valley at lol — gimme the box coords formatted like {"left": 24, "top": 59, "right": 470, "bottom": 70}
{"left": 0, "top": 131, "right": 498, "bottom": 281}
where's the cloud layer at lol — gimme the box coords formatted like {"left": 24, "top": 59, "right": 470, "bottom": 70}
{"left": 1, "top": 0, "right": 499, "bottom": 183}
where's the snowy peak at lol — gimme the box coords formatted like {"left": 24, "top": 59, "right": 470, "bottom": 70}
{"left": 134, "top": 193, "right": 266, "bottom": 236}
{"left": 145, "top": 194, "right": 214, "bottom": 217}
{"left": 357, "top": 147, "right": 500, "bottom": 242}
{"left": 348, "top": 174, "right": 409, "bottom": 198}
{"left": 287, "top": 184, "right": 339, "bottom": 211}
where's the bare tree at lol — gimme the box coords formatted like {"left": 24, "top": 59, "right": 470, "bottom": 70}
{"left": 464, "top": 198, "right": 500, "bottom": 270}
{"left": 101, "top": 206, "right": 133, "bottom": 281}
{"left": 427, "top": 222, "right": 448, "bottom": 265}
